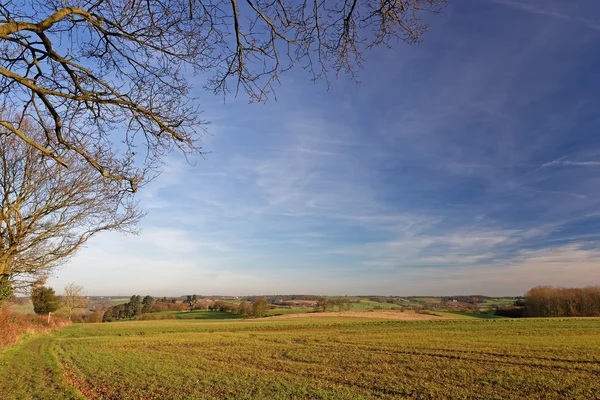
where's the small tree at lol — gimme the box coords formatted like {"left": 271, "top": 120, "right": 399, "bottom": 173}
{"left": 31, "top": 286, "right": 60, "bottom": 315}
{"left": 186, "top": 295, "right": 198, "bottom": 311}
{"left": 333, "top": 297, "right": 347, "bottom": 311}
{"left": 238, "top": 301, "right": 250, "bottom": 316}
{"left": 251, "top": 298, "right": 270, "bottom": 318}
{"left": 61, "top": 283, "right": 86, "bottom": 320}
{"left": 129, "top": 295, "right": 142, "bottom": 318}
{"left": 316, "top": 298, "right": 331, "bottom": 312}
{"left": 86, "top": 311, "right": 104, "bottom": 323}
{"left": 142, "top": 296, "right": 155, "bottom": 314}
{"left": 343, "top": 299, "right": 352, "bottom": 311}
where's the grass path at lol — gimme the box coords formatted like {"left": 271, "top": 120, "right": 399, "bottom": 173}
{"left": 0, "top": 335, "right": 83, "bottom": 400}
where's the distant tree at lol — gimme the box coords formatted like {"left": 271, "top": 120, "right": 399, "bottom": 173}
{"left": 344, "top": 300, "right": 352, "bottom": 311}
{"left": 142, "top": 296, "right": 155, "bottom": 314}
{"left": 333, "top": 297, "right": 348, "bottom": 311}
{"left": 129, "top": 295, "right": 142, "bottom": 318}
{"left": 251, "top": 298, "right": 270, "bottom": 317}
{"left": 114, "top": 304, "right": 126, "bottom": 320}
{"left": 524, "top": 286, "right": 600, "bottom": 317}
{"left": 514, "top": 299, "right": 526, "bottom": 307}
{"left": 31, "top": 286, "right": 60, "bottom": 315}
{"left": 186, "top": 295, "right": 198, "bottom": 311}
{"left": 86, "top": 311, "right": 104, "bottom": 323}
{"left": 238, "top": 301, "right": 250, "bottom": 316}
{"left": 61, "top": 283, "right": 86, "bottom": 320}
{"left": 102, "top": 306, "right": 117, "bottom": 322}
{"left": 212, "top": 300, "right": 234, "bottom": 312}
{"left": 316, "top": 298, "right": 331, "bottom": 312}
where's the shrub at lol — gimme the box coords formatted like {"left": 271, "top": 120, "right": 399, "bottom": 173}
{"left": 86, "top": 311, "right": 104, "bottom": 323}
{"left": 0, "top": 311, "right": 71, "bottom": 350}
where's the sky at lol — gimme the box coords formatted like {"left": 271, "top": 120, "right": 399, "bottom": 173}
{"left": 49, "top": 0, "right": 600, "bottom": 297}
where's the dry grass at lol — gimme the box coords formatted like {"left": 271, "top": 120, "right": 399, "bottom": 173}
{"left": 0, "top": 311, "right": 71, "bottom": 351}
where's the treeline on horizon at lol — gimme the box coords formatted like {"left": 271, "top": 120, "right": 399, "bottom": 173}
{"left": 497, "top": 286, "right": 600, "bottom": 318}
{"left": 101, "top": 295, "right": 273, "bottom": 321}
{"left": 11, "top": 286, "right": 600, "bottom": 322}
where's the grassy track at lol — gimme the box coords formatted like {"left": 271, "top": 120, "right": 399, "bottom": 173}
{"left": 0, "top": 335, "right": 83, "bottom": 399}
{"left": 2, "top": 317, "right": 600, "bottom": 399}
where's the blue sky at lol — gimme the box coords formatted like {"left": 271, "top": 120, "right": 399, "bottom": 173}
{"left": 49, "top": 0, "right": 600, "bottom": 296}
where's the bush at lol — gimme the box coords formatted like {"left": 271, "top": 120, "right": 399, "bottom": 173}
{"left": 86, "top": 311, "right": 104, "bottom": 323}
{"left": 70, "top": 314, "right": 85, "bottom": 323}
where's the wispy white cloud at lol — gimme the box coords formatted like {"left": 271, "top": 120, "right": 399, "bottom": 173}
{"left": 490, "top": 0, "right": 600, "bottom": 31}
{"left": 48, "top": 0, "right": 600, "bottom": 296}
{"left": 540, "top": 159, "right": 600, "bottom": 168}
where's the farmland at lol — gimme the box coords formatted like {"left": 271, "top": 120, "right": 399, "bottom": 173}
{"left": 1, "top": 315, "right": 600, "bottom": 399}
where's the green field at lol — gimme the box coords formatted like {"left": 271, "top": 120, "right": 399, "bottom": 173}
{"left": 2, "top": 317, "right": 600, "bottom": 399}
{"left": 265, "top": 307, "right": 313, "bottom": 316}
{"left": 350, "top": 300, "right": 403, "bottom": 310}
{"left": 163, "top": 310, "right": 243, "bottom": 320}
{"left": 109, "top": 297, "right": 131, "bottom": 305}
{"left": 6, "top": 301, "right": 34, "bottom": 314}
{"left": 430, "top": 311, "right": 505, "bottom": 319}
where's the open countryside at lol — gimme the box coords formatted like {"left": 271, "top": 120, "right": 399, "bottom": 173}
{"left": 2, "top": 316, "right": 600, "bottom": 399}
{"left": 2, "top": 0, "right": 600, "bottom": 399}
{"left": 3, "top": 293, "right": 600, "bottom": 399}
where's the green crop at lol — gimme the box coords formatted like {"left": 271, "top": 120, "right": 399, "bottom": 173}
{"left": 2, "top": 317, "right": 600, "bottom": 399}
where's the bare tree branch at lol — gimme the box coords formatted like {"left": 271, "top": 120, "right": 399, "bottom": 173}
{"left": 0, "top": 115, "right": 142, "bottom": 299}
{"left": 0, "top": 0, "right": 445, "bottom": 189}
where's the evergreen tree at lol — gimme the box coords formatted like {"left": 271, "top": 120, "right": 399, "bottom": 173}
{"left": 31, "top": 286, "right": 60, "bottom": 315}
{"left": 129, "top": 295, "right": 143, "bottom": 318}
{"left": 142, "top": 295, "right": 155, "bottom": 314}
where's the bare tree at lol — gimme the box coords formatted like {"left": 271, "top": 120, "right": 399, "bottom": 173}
{"left": 0, "top": 118, "right": 141, "bottom": 300}
{"left": 251, "top": 297, "right": 269, "bottom": 317}
{"left": 61, "top": 282, "right": 86, "bottom": 320}
{"left": 186, "top": 294, "right": 198, "bottom": 311}
{"left": 0, "top": 0, "right": 446, "bottom": 190}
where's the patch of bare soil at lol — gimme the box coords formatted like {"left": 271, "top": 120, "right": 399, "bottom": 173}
{"left": 263, "top": 311, "right": 447, "bottom": 320}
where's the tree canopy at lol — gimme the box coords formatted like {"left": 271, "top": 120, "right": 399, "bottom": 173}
{"left": 0, "top": 0, "right": 446, "bottom": 189}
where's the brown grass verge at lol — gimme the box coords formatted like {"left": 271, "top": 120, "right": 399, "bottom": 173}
{"left": 0, "top": 311, "right": 71, "bottom": 351}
